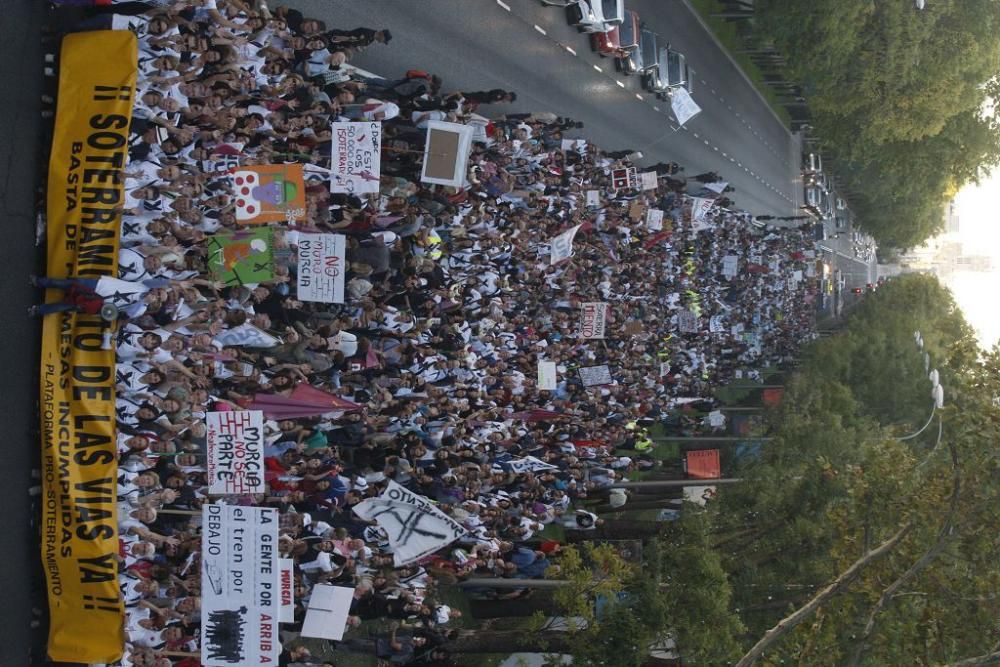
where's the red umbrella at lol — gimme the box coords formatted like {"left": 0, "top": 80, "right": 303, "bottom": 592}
{"left": 509, "top": 409, "right": 563, "bottom": 422}
{"left": 249, "top": 383, "right": 361, "bottom": 419}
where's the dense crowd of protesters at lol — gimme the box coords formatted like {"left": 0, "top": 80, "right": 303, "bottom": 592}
{"left": 42, "top": 1, "right": 819, "bottom": 665}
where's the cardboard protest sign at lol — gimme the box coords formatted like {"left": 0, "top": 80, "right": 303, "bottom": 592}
{"left": 639, "top": 171, "right": 658, "bottom": 190}
{"left": 709, "top": 315, "right": 725, "bottom": 334}
{"left": 683, "top": 485, "right": 717, "bottom": 506}
{"left": 704, "top": 181, "right": 729, "bottom": 194}
{"left": 721, "top": 255, "right": 739, "bottom": 279}
{"left": 646, "top": 208, "right": 665, "bottom": 231}
{"left": 301, "top": 585, "right": 354, "bottom": 641}
{"left": 421, "top": 120, "right": 475, "bottom": 187}
{"left": 586, "top": 190, "right": 600, "bottom": 207}
{"left": 279, "top": 558, "right": 295, "bottom": 623}
{"left": 562, "top": 138, "right": 587, "bottom": 152}
{"left": 685, "top": 449, "right": 721, "bottom": 479}
{"left": 624, "top": 319, "right": 646, "bottom": 336}
{"left": 671, "top": 87, "right": 702, "bottom": 125}
{"left": 330, "top": 121, "right": 382, "bottom": 194}
{"left": 611, "top": 167, "right": 637, "bottom": 190}
{"left": 660, "top": 361, "right": 671, "bottom": 377}
{"left": 207, "top": 228, "right": 275, "bottom": 285}
{"left": 201, "top": 505, "right": 279, "bottom": 667}
{"left": 579, "top": 364, "right": 614, "bottom": 387}
{"left": 537, "top": 360, "right": 558, "bottom": 390}
{"left": 690, "top": 197, "right": 715, "bottom": 223}
{"left": 580, "top": 302, "right": 609, "bottom": 339}
{"left": 706, "top": 410, "right": 726, "bottom": 428}
{"left": 628, "top": 200, "right": 644, "bottom": 222}
{"left": 206, "top": 410, "right": 265, "bottom": 495}
{"left": 550, "top": 224, "right": 582, "bottom": 265}
{"left": 678, "top": 309, "right": 699, "bottom": 333}
{"left": 352, "top": 480, "right": 467, "bottom": 565}
{"left": 297, "top": 233, "right": 347, "bottom": 303}
{"left": 232, "top": 164, "right": 306, "bottom": 224}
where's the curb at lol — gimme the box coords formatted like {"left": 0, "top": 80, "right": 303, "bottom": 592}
{"left": 677, "top": 0, "right": 791, "bottom": 137}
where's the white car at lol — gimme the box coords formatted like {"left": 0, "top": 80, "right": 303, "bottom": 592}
{"left": 564, "top": 0, "right": 625, "bottom": 33}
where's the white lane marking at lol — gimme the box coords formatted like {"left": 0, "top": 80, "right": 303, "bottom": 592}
{"left": 496, "top": 0, "right": 511, "bottom": 9}
{"left": 593, "top": 64, "right": 603, "bottom": 72}
{"left": 534, "top": 24, "right": 547, "bottom": 35}
{"left": 635, "top": 93, "right": 644, "bottom": 100}
{"left": 653, "top": 106, "right": 660, "bottom": 111}
{"left": 565, "top": 45, "right": 576, "bottom": 55}
{"left": 693, "top": 132, "right": 699, "bottom": 138}
{"left": 713, "top": 146, "right": 719, "bottom": 151}
{"left": 669, "top": 125, "right": 677, "bottom": 130}
{"left": 703, "top": 139, "right": 709, "bottom": 145}
{"left": 616, "top": 80, "right": 625, "bottom": 88}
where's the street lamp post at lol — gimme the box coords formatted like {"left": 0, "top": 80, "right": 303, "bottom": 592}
{"left": 898, "top": 331, "right": 944, "bottom": 441}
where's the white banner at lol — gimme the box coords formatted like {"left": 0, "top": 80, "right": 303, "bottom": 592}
{"left": 580, "top": 302, "right": 608, "bottom": 339}
{"left": 352, "top": 480, "right": 467, "bottom": 566}
{"left": 206, "top": 411, "right": 265, "bottom": 495}
{"left": 201, "top": 505, "right": 279, "bottom": 667}
{"left": 278, "top": 558, "right": 295, "bottom": 623}
{"left": 297, "top": 233, "right": 347, "bottom": 303}
{"left": 691, "top": 197, "right": 715, "bottom": 223}
{"left": 537, "top": 360, "right": 558, "bottom": 391}
{"left": 646, "top": 208, "right": 664, "bottom": 231}
{"left": 677, "top": 309, "right": 699, "bottom": 333}
{"left": 683, "top": 485, "right": 717, "bottom": 506}
{"left": 639, "top": 171, "right": 658, "bottom": 190}
{"left": 671, "top": 87, "right": 702, "bottom": 126}
{"left": 706, "top": 410, "right": 726, "bottom": 427}
{"left": 721, "top": 255, "right": 739, "bottom": 279}
{"left": 550, "top": 224, "right": 582, "bottom": 265}
{"left": 301, "top": 584, "right": 354, "bottom": 641}
{"left": 579, "top": 364, "right": 613, "bottom": 387}
{"left": 562, "top": 138, "right": 588, "bottom": 153}
{"left": 704, "top": 181, "right": 729, "bottom": 194}
{"left": 330, "top": 121, "right": 382, "bottom": 194}
{"left": 507, "top": 455, "right": 559, "bottom": 474}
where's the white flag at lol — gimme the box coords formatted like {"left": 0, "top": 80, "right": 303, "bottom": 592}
{"left": 671, "top": 87, "right": 702, "bottom": 126}
{"left": 352, "top": 480, "right": 466, "bottom": 566}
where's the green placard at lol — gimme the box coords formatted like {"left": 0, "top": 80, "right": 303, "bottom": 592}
{"left": 206, "top": 228, "right": 275, "bottom": 285}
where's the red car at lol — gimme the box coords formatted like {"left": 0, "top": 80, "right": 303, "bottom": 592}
{"left": 591, "top": 9, "right": 640, "bottom": 59}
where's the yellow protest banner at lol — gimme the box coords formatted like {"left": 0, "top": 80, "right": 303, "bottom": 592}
{"left": 40, "top": 30, "right": 136, "bottom": 664}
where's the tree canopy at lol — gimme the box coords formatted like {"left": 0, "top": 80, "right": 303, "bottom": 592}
{"left": 666, "top": 274, "right": 1000, "bottom": 664}
{"left": 756, "top": 0, "right": 1000, "bottom": 248}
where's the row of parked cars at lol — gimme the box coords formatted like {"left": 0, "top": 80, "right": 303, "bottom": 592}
{"left": 545, "top": 0, "right": 694, "bottom": 99}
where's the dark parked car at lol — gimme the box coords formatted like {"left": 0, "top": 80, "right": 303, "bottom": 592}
{"left": 622, "top": 25, "right": 657, "bottom": 75}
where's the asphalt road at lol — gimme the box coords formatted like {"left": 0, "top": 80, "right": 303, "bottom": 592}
{"left": 0, "top": 1, "right": 48, "bottom": 665}
{"left": 286, "top": 0, "right": 802, "bottom": 217}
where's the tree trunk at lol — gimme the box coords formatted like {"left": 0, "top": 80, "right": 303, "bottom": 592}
{"left": 644, "top": 657, "right": 682, "bottom": 667}
{"left": 458, "top": 577, "right": 570, "bottom": 590}
{"left": 468, "top": 594, "right": 560, "bottom": 618}
{"left": 734, "top": 523, "right": 912, "bottom": 667}
{"left": 445, "top": 629, "right": 575, "bottom": 654}
{"left": 611, "top": 478, "right": 743, "bottom": 489}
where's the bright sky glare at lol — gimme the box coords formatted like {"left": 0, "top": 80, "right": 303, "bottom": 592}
{"left": 947, "top": 173, "right": 1000, "bottom": 349}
